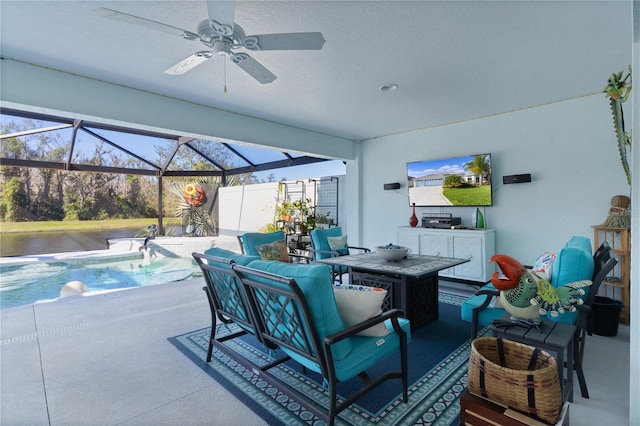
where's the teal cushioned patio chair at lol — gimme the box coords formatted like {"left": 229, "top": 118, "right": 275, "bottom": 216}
{"left": 238, "top": 231, "right": 310, "bottom": 263}
{"left": 309, "top": 227, "right": 370, "bottom": 282}
{"left": 461, "top": 236, "right": 595, "bottom": 339}
{"left": 460, "top": 239, "right": 618, "bottom": 399}
{"left": 232, "top": 260, "right": 410, "bottom": 426}
{"left": 238, "top": 231, "right": 285, "bottom": 256}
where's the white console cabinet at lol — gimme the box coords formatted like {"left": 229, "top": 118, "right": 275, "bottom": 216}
{"left": 397, "top": 227, "right": 495, "bottom": 283}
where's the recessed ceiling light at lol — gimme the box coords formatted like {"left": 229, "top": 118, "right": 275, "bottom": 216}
{"left": 379, "top": 83, "right": 398, "bottom": 92}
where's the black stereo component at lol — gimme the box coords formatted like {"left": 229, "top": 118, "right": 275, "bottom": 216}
{"left": 503, "top": 174, "right": 531, "bottom": 184}
{"left": 422, "top": 213, "right": 462, "bottom": 228}
{"left": 384, "top": 182, "right": 401, "bottom": 190}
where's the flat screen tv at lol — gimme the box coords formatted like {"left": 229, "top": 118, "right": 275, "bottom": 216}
{"left": 406, "top": 153, "right": 492, "bottom": 207}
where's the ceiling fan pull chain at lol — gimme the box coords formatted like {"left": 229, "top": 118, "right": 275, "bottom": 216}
{"left": 224, "top": 60, "right": 228, "bottom": 93}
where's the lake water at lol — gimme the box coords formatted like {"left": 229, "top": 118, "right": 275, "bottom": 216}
{"left": 0, "top": 228, "right": 142, "bottom": 257}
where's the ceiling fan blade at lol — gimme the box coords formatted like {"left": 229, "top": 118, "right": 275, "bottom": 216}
{"left": 97, "top": 8, "right": 199, "bottom": 41}
{"left": 243, "top": 32, "right": 326, "bottom": 51}
{"left": 164, "top": 52, "right": 213, "bottom": 75}
{"left": 232, "top": 53, "right": 276, "bottom": 84}
{"left": 206, "top": 0, "right": 235, "bottom": 36}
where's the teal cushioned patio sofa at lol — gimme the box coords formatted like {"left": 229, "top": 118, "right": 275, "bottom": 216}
{"left": 193, "top": 247, "right": 411, "bottom": 426}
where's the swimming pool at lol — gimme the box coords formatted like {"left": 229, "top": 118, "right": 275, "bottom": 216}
{"left": 0, "top": 254, "right": 201, "bottom": 309}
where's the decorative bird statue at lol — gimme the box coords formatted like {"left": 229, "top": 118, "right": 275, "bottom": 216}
{"left": 490, "top": 254, "right": 592, "bottom": 325}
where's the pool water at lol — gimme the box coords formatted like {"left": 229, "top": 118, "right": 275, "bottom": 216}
{"left": 0, "top": 255, "right": 201, "bottom": 309}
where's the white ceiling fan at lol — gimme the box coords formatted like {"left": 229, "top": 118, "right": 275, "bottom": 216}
{"left": 97, "top": 1, "right": 325, "bottom": 84}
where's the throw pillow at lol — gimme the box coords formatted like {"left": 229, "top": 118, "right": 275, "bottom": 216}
{"left": 326, "top": 235, "right": 350, "bottom": 256}
{"left": 531, "top": 251, "right": 556, "bottom": 281}
{"left": 333, "top": 284, "right": 389, "bottom": 336}
{"left": 256, "top": 240, "right": 291, "bottom": 263}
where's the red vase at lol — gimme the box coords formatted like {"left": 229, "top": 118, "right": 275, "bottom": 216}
{"left": 409, "top": 203, "right": 419, "bottom": 227}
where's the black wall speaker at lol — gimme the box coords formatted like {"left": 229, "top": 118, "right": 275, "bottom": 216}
{"left": 503, "top": 174, "right": 532, "bottom": 184}
{"left": 384, "top": 182, "right": 401, "bottom": 190}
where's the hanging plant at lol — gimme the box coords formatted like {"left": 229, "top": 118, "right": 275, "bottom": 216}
{"left": 603, "top": 65, "right": 632, "bottom": 186}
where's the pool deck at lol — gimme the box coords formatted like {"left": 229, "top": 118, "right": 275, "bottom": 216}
{"left": 1, "top": 277, "right": 269, "bottom": 425}
{"left": 0, "top": 238, "right": 631, "bottom": 425}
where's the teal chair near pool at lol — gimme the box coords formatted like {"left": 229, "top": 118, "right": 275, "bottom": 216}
{"left": 238, "top": 231, "right": 310, "bottom": 263}
{"left": 238, "top": 231, "right": 285, "bottom": 256}
{"left": 309, "top": 227, "right": 370, "bottom": 283}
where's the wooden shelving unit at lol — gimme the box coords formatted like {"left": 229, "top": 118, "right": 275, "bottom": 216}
{"left": 592, "top": 226, "right": 631, "bottom": 325}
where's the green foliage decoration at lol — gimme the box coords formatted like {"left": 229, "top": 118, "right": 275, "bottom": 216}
{"left": 604, "top": 65, "right": 632, "bottom": 186}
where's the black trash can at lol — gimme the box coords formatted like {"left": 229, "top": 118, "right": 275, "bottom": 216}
{"left": 587, "top": 296, "right": 624, "bottom": 336}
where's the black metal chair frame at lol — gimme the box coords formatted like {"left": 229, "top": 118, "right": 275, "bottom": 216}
{"left": 308, "top": 242, "right": 371, "bottom": 283}
{"left": 192, "top": 252, "right": 279, "bottom": 362}
{"left": 231, "top": 263, "right": 409, "bottom": 426}
{"left": 573, "top": 242, "right": 617, "bottom": 398}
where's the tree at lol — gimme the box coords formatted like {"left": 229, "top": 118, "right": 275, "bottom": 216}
{"left": 0, "top": 177, "right": 28, "bottom": 221}
{"left": 464, "top": 155, "right": 491, "bottom": 185}
{"left": 443, "top": 175, "right": 463, "bottom": 188}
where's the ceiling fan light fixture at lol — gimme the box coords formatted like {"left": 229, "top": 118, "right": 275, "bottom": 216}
{"left": 98, "top": 2, "right": 323, "bottom": 85}
{"left": 379, "top": 83, "right": 398, "bottom": 92}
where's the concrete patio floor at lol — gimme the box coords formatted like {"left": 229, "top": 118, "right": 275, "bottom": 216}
{"left": 0, "top": 276, "right": 630, "bottom": 425}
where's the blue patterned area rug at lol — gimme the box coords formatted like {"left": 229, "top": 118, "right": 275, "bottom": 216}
{"left": 169, "top": 292, "right": 488, "bottom": 425}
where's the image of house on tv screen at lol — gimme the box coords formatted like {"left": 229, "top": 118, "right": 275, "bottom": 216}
{"left": 406, "top": 154, "right": 492, "bottom": 207}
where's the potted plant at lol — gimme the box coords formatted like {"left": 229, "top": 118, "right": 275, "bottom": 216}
{"left": 291, "top": 198, "right": 316, "bottom": 234}
{"left": 275, "top": 200, "right": 294, "bottom": 222}
{"left": 315, "top": 211, "right": 334, "bottom": 227}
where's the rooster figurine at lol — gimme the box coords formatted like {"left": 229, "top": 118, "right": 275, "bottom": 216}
{"left": 490, "top": 254, "right": 592, "bottom": 325}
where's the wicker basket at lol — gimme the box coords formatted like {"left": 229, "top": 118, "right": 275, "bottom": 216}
{"left": 468, "top": 337, "right": 562, "bottom": 425}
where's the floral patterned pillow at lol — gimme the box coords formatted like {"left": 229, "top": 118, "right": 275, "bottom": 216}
{"left": 531, "top": 251, "right": 556, "bottom": 281}
{"left": 256, "top": 240, "right": 291, "bottom": 263}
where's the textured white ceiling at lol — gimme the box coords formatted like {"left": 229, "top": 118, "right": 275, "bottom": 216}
{"left": 0, "top": 1, "right": 633, "bottom": 141}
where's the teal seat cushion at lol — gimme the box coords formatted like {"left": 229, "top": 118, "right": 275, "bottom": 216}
{"left": 332, "top": 318, "right": 411, "bottom": 382}
{"left": 244, "top": 260, "right": 353, "bottom": 361}
{"left": 310, "top": 227, "right": 344, "bottom": 260}
{"left": 460, "top": 283, "right": 505, "bottom": 327}
{"left": 240, "top": 231, "right": 286, "bottom": 257}
{"left": 204, "top": 247, "right": 259, "bottom": 265}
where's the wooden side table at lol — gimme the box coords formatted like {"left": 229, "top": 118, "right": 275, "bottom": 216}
{"left": 489, "top": 316, "right": 577, "bottom": 403}
{"left": 592, "top": 226, "right": 631, "bottom": 325}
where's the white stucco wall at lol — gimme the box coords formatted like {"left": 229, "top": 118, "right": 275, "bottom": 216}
{"left": 217, "top": 182, "right": 280, "bottom": 236}
{"left": 218, "top": 177, "right": 347, "bottom": 236}
{"left": 356, "top": 94, "right": 630, "bottom": 264}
